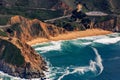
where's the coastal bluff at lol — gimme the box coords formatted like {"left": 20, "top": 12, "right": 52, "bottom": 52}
{"left": 9, "top": 15, "right": 67, "bottom": 42}
{"left": 0, "top": 15, "right": 114, "bottom": 79}
{"left": 0, "top": 37, "right": 46, "bottom": 79}
{"left": 0, "top": 15, "right": 68, "bottom": 79}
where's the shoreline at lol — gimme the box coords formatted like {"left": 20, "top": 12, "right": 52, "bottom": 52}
{"left": 27, "top": 29, "right": 113, "bottom": 45}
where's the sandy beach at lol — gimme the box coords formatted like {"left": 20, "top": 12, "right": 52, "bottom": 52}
{"left": 27, "top": 29, "right": 112, "bottom": 45}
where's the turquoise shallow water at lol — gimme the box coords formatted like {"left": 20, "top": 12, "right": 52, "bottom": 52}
{"left": 1, "top": 33, "right": 120, "bottom": 80}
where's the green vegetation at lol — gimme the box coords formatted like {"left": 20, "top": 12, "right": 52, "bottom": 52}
{"left": 0, "top": 6, "right": 63, "bottom": 21}
{"left": 0, "top": 29, "right": 8, "bottom": 37}
{"left": 53, "top": 15, "right": 112, "bottom": 31}
{"left": 15, "top": 0, "right": 29, "bottom": 7}
{"left": 54, "top": 19, "right": 85, "bottom": 31}
{"left": 0, "top": 16, "right": 11, "bottom": 25}
{"left": 0, "top": 40, "right": 25, "bottom": 66}
{"left": 92, "top": 0, "right": 111, "bottom": 12}
{"left": 11, "top": 23, "right": 22, "bottom": 33}
{"left": 109, "top": 0, "right": 120, "bottom": 14}
{"left": 91, "top": 16, "right": 113, "bottom": 23}
{"left": 26, "top": 9, "right": 62, "bottom": 20}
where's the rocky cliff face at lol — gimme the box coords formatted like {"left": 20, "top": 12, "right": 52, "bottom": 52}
{"left": 0, "top": 37, "right": 46, "bottom": 79}
{"left": 94, "top": 17, "right": 120, "bottom": 31}
{"left": 1, "top": 0, "right": 120, "bottom": 79}
{"left": 7, "top": 16, "right": 67, "bottom": 42}
{"left": 6, "top": 15, "right": 120, "bottom": 43}
{"left": 95, "top": 19, "right": 115, "bottom": 30}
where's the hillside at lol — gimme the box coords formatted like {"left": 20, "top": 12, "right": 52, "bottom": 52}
{"left": 1, "top": 0, "right": 120, "bottom": 12}
{"left": 0, "top": 37, "right": 46, "bottom": 79}
{"left": 7, "top": 16, "right": 67, "bottom": 42}
{"left": 0, "top": 14, "right": 117, "bottom": 79}
{"left": 0, "top": 0, "right": 120, "bottom": 79}
{"left": 0, "top": 0, "right": 120, "bottom": 21}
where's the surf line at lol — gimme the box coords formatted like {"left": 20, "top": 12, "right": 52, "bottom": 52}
{"left": 91, "top": 47, "right": 104, "bottom": 75}
{"left": 58, "top": 47, "right": 104, "bottom": 80}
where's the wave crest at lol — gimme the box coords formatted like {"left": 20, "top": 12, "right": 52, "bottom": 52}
{"left": 57, "top": 47, "right": 104, "bottom": 80}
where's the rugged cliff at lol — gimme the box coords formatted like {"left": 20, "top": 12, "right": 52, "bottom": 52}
{"left": 4, "top": 15, "right": 120, "bottom": 43}
{"left": 0, "top": 37, "right": 46, "bottom": 79}
{"left": 94, "top": 17, "right": 120, "bottom": 32}
{"left": 0, "top": 15, "right": 68, "bottom": 79}
{"left": 7, "top": 16, "right": 67, "bottom": 42}
{"left": 0, "top": 0, "right": 120, "bottom": 79}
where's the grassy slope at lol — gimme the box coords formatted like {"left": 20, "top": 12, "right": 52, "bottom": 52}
{"left": 0, "top": 6, "right": 62, "bottom": 21}
{"left": 0, "top": 30, "right": 8, "bottom": 37}
{"left": 110, "top": 0, "right": 120, "bottom": 13}
{"left": 0, "top": 39, "right": 25, "bottom": 66}
{"left": 0, "top": 0, "right": 120, "bottom": 25}
{"left": 3, "top": 0, "right": 120, "bottom": 12}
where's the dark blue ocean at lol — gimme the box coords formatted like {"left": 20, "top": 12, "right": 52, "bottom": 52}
{"left": 0, "top": 33, "right": 120, "bottom": 80}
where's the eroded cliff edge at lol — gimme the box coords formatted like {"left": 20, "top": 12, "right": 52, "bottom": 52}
{"left": 8, "top": 15, "right": 67, "bottom": 42}
{"left": 0, "top": 37, "right": 46, "bottom": 79}
{"left": 0, "top": 15, "right": 117, "bottom": 79}
{"left": 0, "top": 15, "right": 67, "bottom": 79}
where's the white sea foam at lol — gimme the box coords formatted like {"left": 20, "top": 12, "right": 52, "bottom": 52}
{"left": 43, "top": 62, "right": 56, "bottom": 80}
{"left": 33, "top": 33, "right": 120, "bottom": 80}
{"left": 92, "top": 47, "right": 104, "bottom": 75}
{"left": 35, "top": 41, "right": 62, "bottom": 53}
{"left": 81, "top": 42, "right": 92, "bottom": 45}
{"left": 0, "top": 71, "right": 23, "bottom": 80}
{"left": 106, "top": 33, "right": 120, "bottom": 37}
{"left": 58, "top": 68, "right": 70, "bottom": 80}
{"left": 78, "top": 33, "right": 120, "bottom": 45}
{"left": 94, "top": 37, "right": 120, "bottom": 44}
{"left": 58, "top": 47, "right": 104, "bottom": 80}
{"left": 81, "top": 35, "right": 107, "bottom": 40}
{"left": 0, "top": 71, "right": 44, "bottom": 80}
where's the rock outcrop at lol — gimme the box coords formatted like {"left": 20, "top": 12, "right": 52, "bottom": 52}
{"left": 94, "top": 17, "right": 120, "bottom": 31}
{"left": 0, "top": 15, "right": 68, "bottom": 79}
{"left": 7, "top": 15, "right": 67, "bottom": 42}
{"left": 0, "top": 14, "right": 119, "bottom": 79}
{"left": 0, "top": 37, "right": 46, "bottom": 79}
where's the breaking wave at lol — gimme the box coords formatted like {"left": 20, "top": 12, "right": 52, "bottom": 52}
{"left": 94, "top": 37, "right": 120, "bottom": 44}
{"left": 1, "top": 33, "right": 120, "bottom": 80}
{"left": 35, "top": 41, "right": 62, "bottom": 53}
{"left": 34, "top": 33, "right": 120, "bottom": 80}
{"left": 57, "top": 47, "right": 103, "bottom": 80}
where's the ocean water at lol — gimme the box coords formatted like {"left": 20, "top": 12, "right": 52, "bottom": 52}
{"left": 1, "top": 33, "right": 120, "bottom": 80}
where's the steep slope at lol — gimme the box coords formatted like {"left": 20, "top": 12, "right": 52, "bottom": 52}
{"left": 1, "top": 0, "right": 120, "bottom": 21}
{"left": 6, "top": 15, "right": 67, "bottom": 42}
{"left": 0, "top": 37, "right": 46, "bottom": 79}
{"left": 108, "top": 0, "right": 120, "bottom": 13}
{"left": 52, "top": 1, "right": 72, "bottom": 15}
{"left": 1, "top": 0, "right": 118, "bottom": 12}
{"left": 2, "top": 0, "right": 69, "bottom": 9}
{"left": 4, "top": 15, "right": 120, "bottom": 43}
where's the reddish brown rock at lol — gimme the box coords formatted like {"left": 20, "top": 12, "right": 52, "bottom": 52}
{"left": 7, "top": 15, "right": 67, "bottom": 42}
{"left": 0, "top": 37, "right": 46, "bottom": 79}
